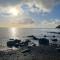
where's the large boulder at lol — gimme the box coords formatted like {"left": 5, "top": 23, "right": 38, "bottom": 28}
{"left": 7, "top": 41, "right": 15, "bottom": 48}
{"left": 39, "top": 38, "right": 49, "bottom": 45}
{"left": 7, "top": 39, "right": 21, "bottom": 48}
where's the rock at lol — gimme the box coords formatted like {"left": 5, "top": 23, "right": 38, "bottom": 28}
{"left": 19, "top": 39, "right": 30, "bottom": 47}
{"left": 44, "top": 35, "right": 47, "bottom": 37}
{"left": 7, "top": 39, "right": 21, "bottom": 48}
{"left": 24, "top": 39, "right": 30, "bottom": 46}
{"left": 52, "top": 35, "right": 56, "bottom": 38}
{"left": 7, "top": 39, "right": 30, "bottom": 48}
{"left": 48, "top": 32, "right": 60, "bottom": 34}
{"left": 14, "top": 39, "right": 21, "bottom": 43}
{"left": 27, "top": 35, "right": 39, "bottom": 40}
{"left": 52, "top": 39, "right": 58, "bottom": 41}
{"left": 39, "top": 38, "right": 49, "bottom": 45}
{"left": 7, "top": 41, "right": 15, "bottom": 48}
{"left": 56, "top": 48, "right": 60, "bottom": 52}
{"left": 21, "top": 49, "right": 31, "bottom": 53}
{"left": 9, "top": 39, "right": 14, "bottom": 40}
{"left": 32, "top": 44, "right": 36, "bottom": 47}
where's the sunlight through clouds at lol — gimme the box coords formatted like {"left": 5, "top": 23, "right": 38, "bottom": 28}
{"left": 8, "top": 7, "right": 19, "bottom": 16}
{"left": 0, "top": 0, "right": 60, "bottom": 28}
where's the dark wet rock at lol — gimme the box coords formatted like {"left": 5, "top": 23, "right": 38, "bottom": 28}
{"left": 24, "top": 39, "right": 30, "bottom": 46}
{"left": 14, "top": 43, "right": 20, "bottom": 48}
{"left": 17, "top": 40, "right": 30, "bottom": 47}
{"left": 52, "top": 35, "right": 56, "bottom": 38}
{"left": 44, "top": 35, "right": 47, "bottom": 37}
{"left": 25, "top": 39, "right": 31, "bottom": 43}
{"left": 21, "top": 49, "right": 31, "bottom": 53}
{"left": 52, "top": 39, "right": 58, "bottom": 41}
{"left": 7, "top": 39, "right": 21, "bottom": 48}
{"left": 51, "top": 44, "right": 58, "bottom": 48}
{"left": 14, "top": 39, "right": 21, "bottom": 43}
{"left": 39, "top": 38, "right": 49, "bottom": 45}
{"left": 7, "top": 41, "right": 15, "bottom": 48}
{"left": 27, "top": 35, "right": 35, "bottom": 37}
{"left": 48, "top": 32, "right": 60, "bottom": 34}
{"left": 27, "top": 35, "right": 39, "bottom": 40}
{"left": 9, "top": 38, "right": 15, "bottom": 40}
{"left": 32, "top": 44, "right": 36, "bottom": 47}
{"left": 19, "top": 40, "right": 30, "bottom": 47}
{"left": 14, "top": 40, "right": 23, "bottom": 48}
{"left": 43, "top": 35, "right": 56, "bottom": 37}
{"left": 7, "top": 39, "right": 31, "bottom": 48}
{"left": 56, "top": 48, "right": 60, "bottom": 52}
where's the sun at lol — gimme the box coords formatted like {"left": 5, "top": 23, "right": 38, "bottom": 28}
{"left": 9, "top": 7, "right": 19, "bottom": 16}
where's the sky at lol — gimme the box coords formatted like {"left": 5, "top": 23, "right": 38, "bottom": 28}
{"left": 0, "top": 0, "right": 60, "bottom": 28}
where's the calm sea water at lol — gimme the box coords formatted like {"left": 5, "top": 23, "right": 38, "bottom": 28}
{"left": 0, "top": 28, "right": 60, "bottom": 47}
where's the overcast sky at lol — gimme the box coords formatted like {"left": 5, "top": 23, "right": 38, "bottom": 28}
{"left": 0, "top": 0, "right": 60, "bottom": 28}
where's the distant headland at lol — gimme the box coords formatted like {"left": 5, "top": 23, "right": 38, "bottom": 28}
{"left": 56, "top": 25, "right": 60, "bottom": 28}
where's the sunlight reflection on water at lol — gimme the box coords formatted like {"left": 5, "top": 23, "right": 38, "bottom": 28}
{"left": 0, "top": 28, "right": 60, "bottom": 47}
{"left": 9, "top": 27, "right": 17, "bottom": 39}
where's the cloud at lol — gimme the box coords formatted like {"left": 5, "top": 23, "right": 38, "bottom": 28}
{"left": 0, "top": 0, "right": 60, "bottom": 17}
{"left": 7, "top": 14, "right": 34, "bottom": 24}
{"left": 18, "top": 18, "right": 34, "bottom": 24}
{"left": 0, "top": 5, "right": 24, "bottom": 17}
{"left": 20, "top": 0, "right": 60, "bottom": 19}
{"left": 35, "top": 19, "right": 60, "bottom": 28}
{"left": 13, "top": 0, "right": 59, "bottom": 13}
{"left": 0, "top": 0, "right": 60, "bottom": 28}
{"left": 0, "top": 0, "right": 60, "bottom": 10}
{"left": 0, "top": 0, "right": 22, "bottom": 6}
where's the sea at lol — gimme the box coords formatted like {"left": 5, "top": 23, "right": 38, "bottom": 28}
{"left": 0, "top": 28, "right": 60, "bottom": 47}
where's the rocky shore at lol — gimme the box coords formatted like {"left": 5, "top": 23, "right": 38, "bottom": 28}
{"left": 0, "top": 45, "right": 60, "bottom": 60}
{"left": 0, "top": 36, "right": 60, "bottom": 60}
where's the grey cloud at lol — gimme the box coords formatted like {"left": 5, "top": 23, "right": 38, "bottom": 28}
{"left": 54, "top": 0, "right": 60, "bottom": 3}
{"left": 0, "top": 0, "right": 22, "bottom": 6}
{"left": 0, "top": 0, "right": 60, "bottom": 12}
{"left": 0, "top": 12, "right": 11, "bottom": 17}
{"left": 27, "top": 0, "right": 60, "bottom": 12}
{"left": 7, "top": 14, "right": 34, "bottom": 24}
{"left": 36, "top": 0, "right": 60, "bottom": 10}
{"left": 0, "top": 0, "right": 59, "bottom": 6}
{"left": 18, "top": 16, "right": 34, "bottom": 24}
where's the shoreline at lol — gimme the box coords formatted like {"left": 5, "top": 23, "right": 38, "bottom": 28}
{"left": 0, "top": 45, "right": 60, "bottom": 60}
